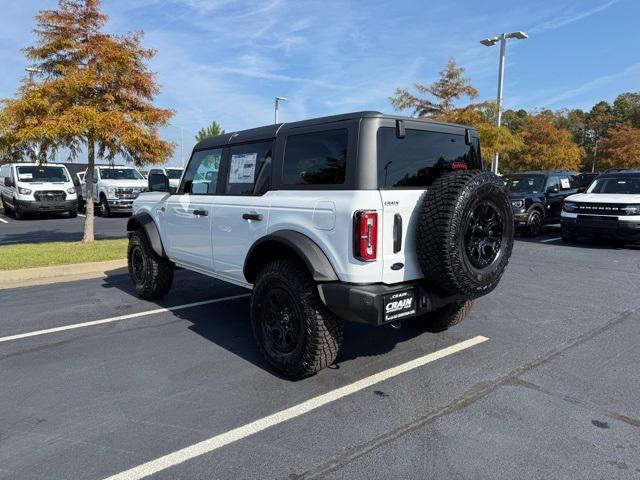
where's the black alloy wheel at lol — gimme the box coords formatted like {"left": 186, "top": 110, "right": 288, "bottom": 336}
{"left": 526, "top": 210, "right": 543, "bottom": 237}
{"left": 464, "top": 201, "right": 504, "bottom": 269}
{"left": 261, "top": 288, "right": 303, "bottom": 354}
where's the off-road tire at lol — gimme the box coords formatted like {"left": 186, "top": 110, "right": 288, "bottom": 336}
{"left": 560, "top": 226, "right": 578, "bottom": 243}
{"left": 416, "top": 170, "right": 514, "bottom": 298}
{"left": 100, "top": 195, "right": 110, "bottom": 218}
{"left": 525, "top": 209, "right": 543, "bottom": 237}
{"left": 251, "top": 259, "right": 343, "bottom": 379}
{"left": 409, "top": 300, "right": 473, "bottom": 332}
{"left": 127, "top": 230, "right": 174, "bottom": 299}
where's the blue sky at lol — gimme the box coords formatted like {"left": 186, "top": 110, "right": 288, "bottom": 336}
{"left": 1, "top": 0, "right": 638, "bottom": 166}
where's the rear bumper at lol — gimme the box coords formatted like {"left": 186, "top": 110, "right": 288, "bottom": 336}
{"left": 317, "top": 281, "right": 466, "bottom": 326}
{"left": 561, "top": 217, "right": 640, "bottom": 241}
{"left": 16, "top": 199, "right": 77, "bottom": 213}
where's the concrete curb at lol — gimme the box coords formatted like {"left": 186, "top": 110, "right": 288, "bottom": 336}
{"left": 0, "top": 259, "right": 128, "bottom": 289}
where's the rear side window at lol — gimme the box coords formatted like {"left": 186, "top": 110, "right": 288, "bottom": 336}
{"left": 225, "top": 140, "right": 273, "bottom": 195}
{"left": 377, "top": 128, "right": 480, "bottom": 189}
{"left": 282, "top": 129, "right": 347, "bottom": 185}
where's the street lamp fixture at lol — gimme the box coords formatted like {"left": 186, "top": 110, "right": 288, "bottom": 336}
{"left": 275, "top": 96, "right": 287, "bottom": 124}
{"left": 480, "top": 31, "right": 528, "bottom": 174}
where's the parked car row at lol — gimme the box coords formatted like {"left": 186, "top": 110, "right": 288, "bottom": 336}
{"left": 0, "top": 162, "right": 183, "bottom": 219}
{"left": 503, "top": 168, "right": 640, "bottom": 243}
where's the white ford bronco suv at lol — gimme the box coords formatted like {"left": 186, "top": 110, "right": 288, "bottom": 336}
{"left": 127, "top": 112, "right": 514, "bottom": 378}
{"left": 561, "top": 169, "right": 640, "bottom": 243}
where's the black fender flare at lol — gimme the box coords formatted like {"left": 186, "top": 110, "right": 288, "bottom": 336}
{"left": 244, "top": 230, "right": 338, "bottom": 283}
{"left": 127, "top": 212, "right": 166, "bottom": 258}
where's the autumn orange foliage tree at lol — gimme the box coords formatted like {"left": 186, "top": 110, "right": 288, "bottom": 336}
{"left": 0, "top": 0, "right": 174, "bottom": 242}
{"left": 598, "top": 124, "right": 640, "bottom": 169}
{"left": 501, "top": 112, "right": 583, "bottom": 171}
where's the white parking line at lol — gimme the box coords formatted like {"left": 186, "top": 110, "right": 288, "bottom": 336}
{"left": 0, "top": 293, "right": 250, "bottom": 344}
{"left": 540, "top": 237, "right": 561, "bottom": 243}
{"left": 0, "top": 217, "right": 8, "bottom": 224}
{"left": 103, "top": 335, "right": 488, "bottom": 480}
{"left": 77, "top": 213, "right": 86, "bottom": 217}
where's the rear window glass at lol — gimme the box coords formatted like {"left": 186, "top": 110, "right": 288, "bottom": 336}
{"left": 377, "top": 128, "right": 480, "bottom": 188}
{"left": 282, "top": 129, "right": 347, "bottom": 185}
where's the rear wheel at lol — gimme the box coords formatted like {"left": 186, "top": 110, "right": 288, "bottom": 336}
{"left": 409, "top": 300, "right": 473, "bottom": 332}
{"left": 68, "top": 209, "right": 78, "bottom": 218}
{"left": 251, "top": 259, "right": 343, "bottom": 379}
{"left": 77, "top": 197, "right": 85, "bottom": 213}
{"left": 127, "top": 230, "right": 174, "bottom": 299}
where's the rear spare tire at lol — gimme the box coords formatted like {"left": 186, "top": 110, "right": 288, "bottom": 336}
{"left": 416, "top": 170, "right": 514, "bottom": 298}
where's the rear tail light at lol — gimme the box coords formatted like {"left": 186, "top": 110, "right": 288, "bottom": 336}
{"left": 452, "top": 162, "right": 468, "bottom": 170}
{"left": 354, "top": 210, "right": 378, "bottom": 261}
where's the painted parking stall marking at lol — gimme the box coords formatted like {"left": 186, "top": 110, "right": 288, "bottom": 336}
{"left": 0, "top": 217, "right": 8, "bottom": 224}
{"left": 103, "top": 335, "right": 489, "bottom": 480}
{"left": 0, "top": 293, "right": 250, "bottom": 344}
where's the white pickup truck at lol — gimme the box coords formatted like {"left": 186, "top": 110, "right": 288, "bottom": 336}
{"left": 82, "top": 165, "right": 147, "bottom": 217}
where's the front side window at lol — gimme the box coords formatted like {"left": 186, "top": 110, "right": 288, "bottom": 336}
{"left": 377, "top": 128, "right": 481, "bottom": 188}
{"left": 99, "top": 168, "right": 143, "bottom": 180}
{"left": 545, "top": 176, "right": 560, "bottom": 192}
{"left": 587, "top": 175, "right": 640, "bottom": 194}
{"left": 226, "top": 141, "right": 273, "bottom": 195}
{"left": 182, "top": 148, "right": 222, "bottom": 194}
{"left": 282, "top": 129, "right": 347, "bottom": 185}
{"left": 16, "top": 166, "right": 69, "bottom": 183}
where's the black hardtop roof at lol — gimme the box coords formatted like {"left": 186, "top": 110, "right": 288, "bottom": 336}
{"left": 600, "top": 169, "right": 640, "bottom": 177}
{"left": 194, "top": 111, "right": 477, "bottom": 150}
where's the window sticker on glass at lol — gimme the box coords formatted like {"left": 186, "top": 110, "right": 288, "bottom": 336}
{"left": 19, "top": 173, "right": 33, "bottom": 180}
{"left": 229, "top": 153, "right": 257, "bottom": 184}
{"left": 560, "top": 178, "right": 571, "bottom": 189}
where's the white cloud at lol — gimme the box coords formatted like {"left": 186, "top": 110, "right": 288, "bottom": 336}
{"left": 529, "top": 0, "right": 617, "bottom": 33}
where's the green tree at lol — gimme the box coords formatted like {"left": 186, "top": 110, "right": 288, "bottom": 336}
{"left": 501, "top": 109, "right": 529, "bottom": 133}
{"left": 0, "top": 0, "right": 174, "bottom": 242}
{"left": 612, "top": 92, "right": 640, "bottom": 127}
{"left": 195, "top": 121, "right": 225, "bottom": 142}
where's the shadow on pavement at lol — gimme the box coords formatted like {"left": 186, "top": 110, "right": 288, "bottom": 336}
{"left": 102, "top": 267, "right": 426, "bottom": 378}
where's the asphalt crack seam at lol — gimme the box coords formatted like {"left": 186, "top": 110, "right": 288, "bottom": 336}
{"left": 292, "top": 304, "right": 640, "bottom": 480}
{"left": 511, "top": 378, "right": 640, "bottom": 429}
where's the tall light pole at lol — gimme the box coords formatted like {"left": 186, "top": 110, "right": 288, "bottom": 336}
{"left": 480, "top": 31, "right": 528, "bottom": 174}
{"left": 275, "top": 96, "right": 287, "bottom": 124}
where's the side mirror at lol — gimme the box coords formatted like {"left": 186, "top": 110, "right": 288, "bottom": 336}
{"left": 92, "top": 177, "right": 98, "bottom": 184}
{"left": 547, "top": 186, "right": 559, "bottom": 194}
{"left": 148, "top": 172, "right": 170, "bottom": 192}
{"left": 4, "top": 177, "right": 14, "bottom": 187}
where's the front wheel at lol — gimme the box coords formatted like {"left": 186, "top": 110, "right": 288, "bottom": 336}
{"left": 409, "top": 300, "right": 473, "bottom": 332}
{"left": 561, "top": 226, "right": 578, "bottom": 243}
{"left": 251, "top": 259, "right": 343, "bottom": 379}
{"left": 128, "top": 231, "right": 174, "bottom": 299}
{"left": 13, "top": 200, "right": 24, "bottom": 220}
{"left": 525, "top": 209, "right": 543, "bottom": 237}
{"left": 100, "top": 196, "right": 110, "bottom": 217}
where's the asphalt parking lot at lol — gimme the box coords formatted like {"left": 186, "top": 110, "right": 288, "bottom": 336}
{"left": 0, "top": 210, "right": 128, "bottom": 244}
{"left": 1, "top": 226, "right": 639, "bottom": 480}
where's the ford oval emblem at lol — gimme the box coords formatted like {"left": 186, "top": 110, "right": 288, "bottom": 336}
{"left": 391, "top": 263, "right": 404, "bottom": 270}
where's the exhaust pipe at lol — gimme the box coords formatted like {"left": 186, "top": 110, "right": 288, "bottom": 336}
{"left": 389, "top": 321, "right": 402, "bottom": 330}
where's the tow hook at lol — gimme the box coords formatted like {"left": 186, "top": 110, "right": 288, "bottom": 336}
{"left": 389, "top": 321, "right": 402, "bottom": 330}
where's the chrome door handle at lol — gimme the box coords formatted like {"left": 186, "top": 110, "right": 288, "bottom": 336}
{"left": 193, "top": 209, "right": 208, "bottom": 216}
{"left": 242, "top": 212, "right": 262, "bottom": 221}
